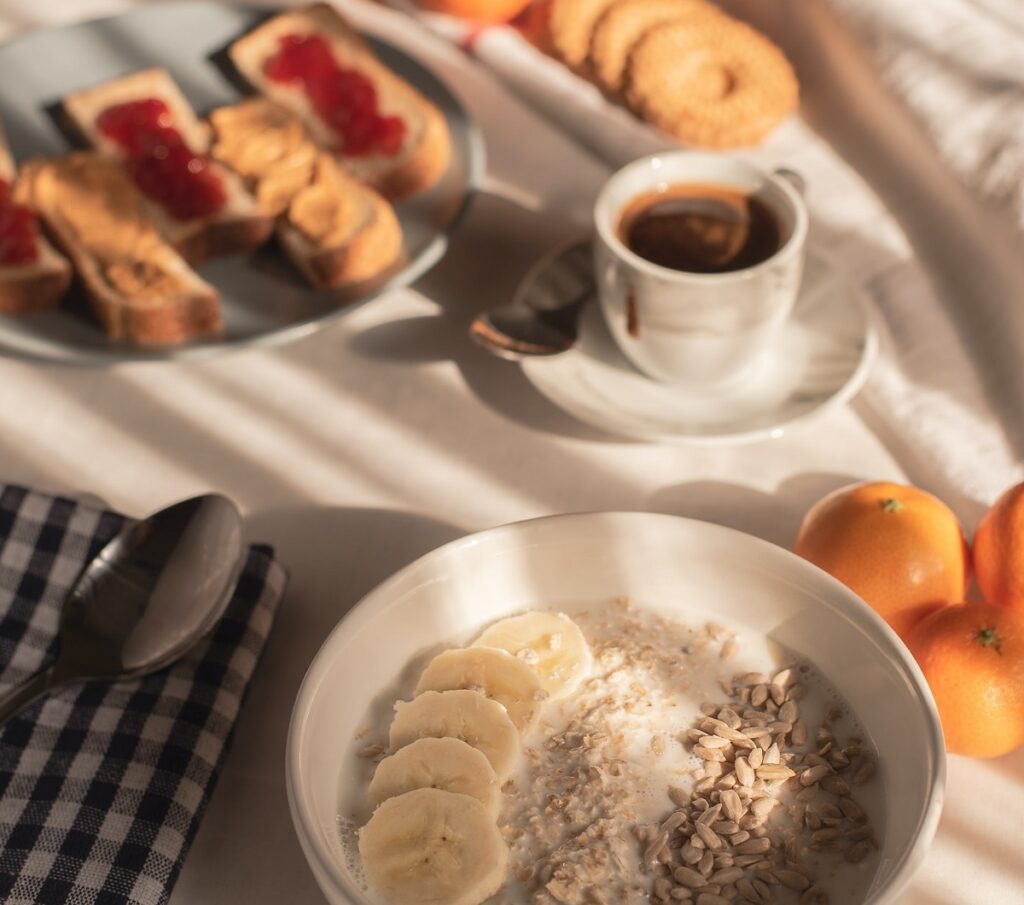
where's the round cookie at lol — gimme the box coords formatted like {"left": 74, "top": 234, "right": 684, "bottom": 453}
{"left": 625, "top": 17, "right": 799, "bottom": 148}
{"left": 548, "top": 0, "right": 621, "bottom": 70}
{"left": 588, "top": 0, "right": 719, "bottom": 94}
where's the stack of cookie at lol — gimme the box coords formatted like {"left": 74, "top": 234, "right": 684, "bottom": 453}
{"left": 542, "top": 0, "right": 798, "bottom": 148}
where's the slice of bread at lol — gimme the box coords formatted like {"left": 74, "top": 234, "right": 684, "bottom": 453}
{"left": 228, "top": 3, "right": 450, "bottom": 201}
{"left": 16, "top": 153, "right": 221, "bottom": 345}
{"left": 210, "top": 99, "right": 402, "bottom": 289}
{"left": 62, "top": 67, "right": 273, "bottom": 266}
{"left": 0, "top": 123, "right": 72, "bottom": 314}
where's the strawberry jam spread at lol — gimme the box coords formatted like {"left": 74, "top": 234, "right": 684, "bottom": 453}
{"left": 263, "top": 33, "right": 405, "bottom": 156}
{"left": 97, "top": 98, "right": 227, "bottom": 221}
{"left": 0, "top": 178, "right": 39, "bottom": 265}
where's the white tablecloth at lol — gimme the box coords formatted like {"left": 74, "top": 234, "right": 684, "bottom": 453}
{"left": 0, "top": 1, "right": 1020, "bottom": 903}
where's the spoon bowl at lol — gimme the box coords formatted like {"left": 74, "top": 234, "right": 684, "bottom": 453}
{"left": 470, "top": 241, "right": 594, "bottom": 359}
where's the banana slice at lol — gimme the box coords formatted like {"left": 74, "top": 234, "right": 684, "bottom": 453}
{"left": 473, "top": 611, "right": 593, "bottom": 699}
{"left": 369, "top": 737, "right": 501, "bottom": 818}
{"left": 359, "top": 788, "right": 508, "bottom": 905}
{"left": 414, "top": 647, "right": 546, "bottom": 732}
{"left": 389, "top": 689, "right": 520, "bottom": 782}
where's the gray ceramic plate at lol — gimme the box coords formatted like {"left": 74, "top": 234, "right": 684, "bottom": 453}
{"left": 0, "top": 2, "right": 483, "bottom": 364}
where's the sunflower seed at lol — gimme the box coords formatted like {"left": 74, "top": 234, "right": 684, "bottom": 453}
{"left": 775, "top": 869, "right": 810, "bottom": 890}
{"left": 711, "top": 867, "right": 744, "bottom": 885}
{"left": 763, "top": 742, "right": 781, "bottom": 765}
{"left": 681, "top": 842, "right": 704, "bottom": 864}
{"left": 811, "top": 827, "right": 841, "bottom": 845}
{"left": 696, "top": 894, "right": 731, "bottom": 905}
{"left": 854, "top": 762, "right": 876, "bottom": 785}
{"left": 750, "top": 797, "right": 776, "bottom": 817}
{"left": 735, "top": 756, "right": 755, "bottom": 787}
{"left": 715, "top": 725, "right": 748, "bottom": 742}
{"left": 720, "top": 789, "right": 744, "bottom": 821}
{"left": 751, "top": 685, "right": 769, "bottom": 707}
{"left": 756, "top": 765, "right": 795, "bottom": 782}
{"left": 779, "top": 700, "right": 799, "bottom": 724}
{"left": 748, "top": 747, "right": 764, "bottom": 769}
{"left": 735, "top": 837, "right": 771, "bottom": 855}
{"left": 695, "top": 823, "right": 723, "bottom": 850}
{"left": 718, "top": 708, "right": 742, "bottom": 729}
{"left": 675, "top": 867, "right": 706, "bottom": 888}
{"left": 696, "top": 746, "right": 727, "bottom": 762}
{"left": 800, "top": 765, "right": 832, "bottom": 786}
{"left": 713, "top": 820, "right": 740, "bottom": 836}
{"left": 670, "top": 889, "right": 694, "bottom": 900}
{"left": 645, "top": 831, "right": 670, "bottom": 862}
{"left": 787, "top": 682, "right": 807, "bottom": 701}
{"left": 791, "top": 721, "right": 808, "bottom": 747}
{"left": 736, "top": 879, "right": 759, "bottom": 902}
{"left": 700, "top": 735, "right": 732, "bottom": 749}
{"left": 820, "top": 775, "right": 850, "bottom": 796}
{"left": 769, "top": 684, "right": 787, "bottom": 707}
{"left": 697, "top": 804, "right": 722, "bottom": 827}
{"left": 738, "top": 673, "right": 769, "bottom": 686}
{"left": 730, "top": 831, "right": 751, "bottom": 846}
{"left": 699, "top": 850, "right": 715, "bottom": 875}
{"left": 845, "top": 841, "right": 872, "bottom": 863}
{"left": 751, "top": 878, "right": 773, "bottom": 901}
{"left": 720, "top": 639, "right": 739, "bottom": 661}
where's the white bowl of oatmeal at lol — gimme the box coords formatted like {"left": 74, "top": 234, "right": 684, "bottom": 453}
{"left": 287, "top": 512, "right": 944, "bottom": 905}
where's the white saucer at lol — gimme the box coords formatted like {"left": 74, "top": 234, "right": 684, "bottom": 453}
{"left": 520, "top": 245, "right": 877, "bottom": 445}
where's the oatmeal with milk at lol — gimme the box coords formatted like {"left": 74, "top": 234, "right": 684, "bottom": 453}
{"left": 344, "top": 600, "right": 882, "bottom": 905}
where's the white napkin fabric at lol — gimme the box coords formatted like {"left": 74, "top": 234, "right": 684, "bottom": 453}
{"left": 391, "top": 0, "right": 1024, "bottom": 504}
{"left": 828, "top": 0, "right": 1024, "bottom": 234}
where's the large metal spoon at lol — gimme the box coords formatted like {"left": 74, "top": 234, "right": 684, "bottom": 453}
{"left": 0, "top": 494, "right": 244, "bottom": 726}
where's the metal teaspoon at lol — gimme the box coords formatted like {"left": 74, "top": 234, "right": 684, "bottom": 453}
{"left": 0, "top": 494, "right": 244, "bottom": 726}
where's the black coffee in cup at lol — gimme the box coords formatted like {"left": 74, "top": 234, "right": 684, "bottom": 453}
{"left": 618, "top": 183, "right": 782, "bottom": 274}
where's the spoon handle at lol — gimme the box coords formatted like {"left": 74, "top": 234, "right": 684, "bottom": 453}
{"left": 0, "top": 664, "right": 59, "bottom": 727}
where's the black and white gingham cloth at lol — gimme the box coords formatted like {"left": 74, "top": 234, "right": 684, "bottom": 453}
{"left": 0, "top": 485, "right": 286, "bottom": 905}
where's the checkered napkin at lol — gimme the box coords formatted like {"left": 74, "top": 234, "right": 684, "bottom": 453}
{"left": 0, "top": 485, "right": 286, "bottom": 905}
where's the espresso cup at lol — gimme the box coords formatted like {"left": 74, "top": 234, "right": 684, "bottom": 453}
{"left": 593, "top": 152, "right": 808, "bottom": 387}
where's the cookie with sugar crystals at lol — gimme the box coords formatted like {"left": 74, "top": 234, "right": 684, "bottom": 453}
{"left": 588, "top": 0, "right": 720, "bottom": 94}
{"left": 625, "top": 17, "right": 799, "bottom": 148}
{"left": 548, "top": 0, "right": 621, "bottom": 70}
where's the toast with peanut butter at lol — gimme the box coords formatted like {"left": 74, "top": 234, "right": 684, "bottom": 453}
{"left": 62, "top": 68, "right": 273, "bottom": 266}
{"left": 0, "top": 123, "right": 72, "bottom": 314}
{"left": 210, "top": 98, "right": 401, "bottom": 289}
{"left": 16, "top": 153, "right": 221, "bottom": 345}
{"left": 228, "top": 3, "right": 450, "bottom": 201}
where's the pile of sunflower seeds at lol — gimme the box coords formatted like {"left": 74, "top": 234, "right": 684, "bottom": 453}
{"left": 636, "top": 667, "right": 879, "bottom": 905}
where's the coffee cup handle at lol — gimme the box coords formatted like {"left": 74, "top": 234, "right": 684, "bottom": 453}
{"left": 774, "top": 168, "right": 806, "bottom": 196}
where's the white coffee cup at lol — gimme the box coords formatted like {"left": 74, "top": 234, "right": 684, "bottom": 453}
{"left": 593, "top": 152, "right": 808, "bottom": 387}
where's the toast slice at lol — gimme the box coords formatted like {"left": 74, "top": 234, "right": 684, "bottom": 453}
{"left": 16, "top": 153, "right": 221, "bottom": 345}
{"left": 62, "top": 67, "right": 273, "bottom": 266}
{"left": 228, "top": 3, "right": 450, "bottom": 200}
{"left": 210, "top": 98, "right": 402, "bottom": 289}
{"left": 0, "top": 123, "right": 72, "bottom": 314}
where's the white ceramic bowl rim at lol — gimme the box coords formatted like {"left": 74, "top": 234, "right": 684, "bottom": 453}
{"left": 594, "top": 151, "right": 810, "bottom": 283}
{"left": 287, "top": 511, "right": 946, "bottom": 905}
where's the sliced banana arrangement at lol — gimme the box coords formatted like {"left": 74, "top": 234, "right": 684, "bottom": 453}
{"left": 358, "top": 609, "right": 591, "bottom": 905}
